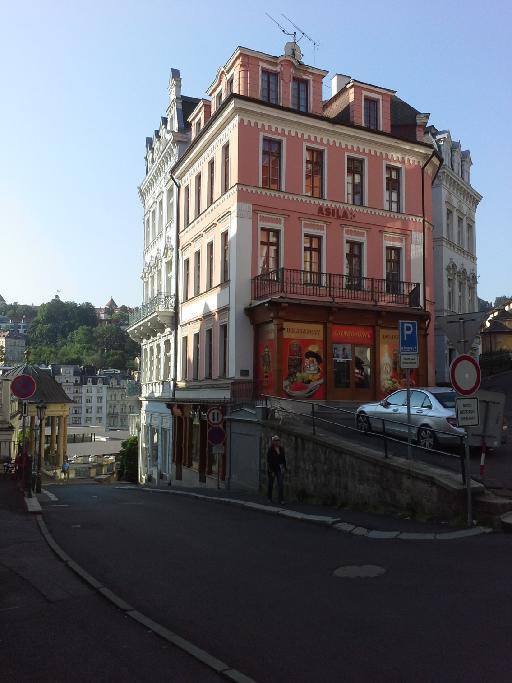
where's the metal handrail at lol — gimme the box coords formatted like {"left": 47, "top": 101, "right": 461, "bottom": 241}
{"left": 128, "top": 293, "right": 175, "bottom": 326}
{"left": 252, "top": 268, "right": 420, "bottom": 306}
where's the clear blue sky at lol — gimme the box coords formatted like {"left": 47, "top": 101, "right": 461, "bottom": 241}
{"left": 1, "top": 0, "right": 510, "bottom": 308}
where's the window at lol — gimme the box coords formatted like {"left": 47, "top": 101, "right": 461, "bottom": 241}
{"left": 261, "top": 69, "right": 278, "bottom": 104}
{"left": 205, "top": 328, "right": 213, "bottom": 378}
{"left": 303, "top": 234, "right": 322, "bottom": 283}
{"left": 364, "top": 97, "right": 379, "bottom": 130}
{"left": 259, "top": 228, "right": 280, "bottom": 273}
{"left": 292, "top": 78, "right": 308, "bottom": 112}
{"left": 195, "top": 120, "right": 201, "bottom": 137}
{"left": 86, "top": 397, "right": 92, "bottom": 404}
{"left": 216, "top": 91, "right": 222, "bottom": 110}
{"left": 183, "top": 258, "right": 190, "bottom": 301}
{"left": 458, "top": 279, "right": 465, "bottom": 314}
{"left": 195, "top": 172, "right": 201, "bottom": 218}
{"left": 262, "top": 138, "right": 281, "bottom": 190}
{"left": 184, "top": 185, "right": 190, "bottom": 227}
{"left": 181, "top": 336, "right": 188, "bottom": 380}
{"left": 97, "top": 396, "right": 102, "bottom": 403}
{"left": 166, "top": 186, "right": 174, "bottom": 224}
{"left": 227, "top": 76, "right": 234, "bottom": 94}
{"left": 222, "top": 143, "right": 230, "bottom": 194}
{"left": 145, "top": 217, "right": 150, "bottom": 246}
{"left": 158, "top": 198, "right": 163, "bottom": 232}
{"left": 206, "top": 241, "right": 214, "bottom": 290}
{"left": 151, "top": 208, "right": 156, "bottom": 240}
{"left": 305, "top": 148, "right": 323, "bottom": 198}
{"left": 194, "top": 250, "right": 201, "bottom": 296}
{"left": 446, "top": 209, "right": 453, "bottom": 241}
{"left": 219, "top": 323, "right": 228, "bottom": 377}
{"left": 385, "top": 166, "right": 401, "bottom": 212}
{"left": 346, "top": 157, "right": 364, "bottom": 205}
{"left": 192, "top": 333, "right": 199, "bottom": 380}
{"left": 346, "top": 241, "right": 363, "bottom": 290}
{"left": 467, "top": 222, "right": 474, "bottom": 252}
{"left": 221, "top": 230, "right": 229, "bottom": 282}
{"left": 457, "top": 216, "right": 464, "bottom": 247}
{"left": 385, "top": 246, "right": 401, "bottom": 294}
{"left": 207, "top": 158, "right": 215, "bottom": 207}
{"left": 447, "top": 277, "right": 454, "bottom": 311}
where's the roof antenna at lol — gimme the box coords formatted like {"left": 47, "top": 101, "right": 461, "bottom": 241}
{"left": 281, "top": 14, "right": 319, "bottom": 65}
{"left": 265, "top": 13, "right": 302, "bottom": 61}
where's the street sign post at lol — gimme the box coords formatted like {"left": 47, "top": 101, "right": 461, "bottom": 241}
{"left": 207, "top": 425, "right": 225, "bottom": 445}
{"left": 207, "top": 406, "right": 223, "bottom": 426}
{"left": 399, "top": 321, "right": 418, "bottom": 460}
{"left": 456, "top": 397, "right": 480, "bottom": 427}
{"left": 450, "top": 354, "right": 481, "bottom": 397}
{"left": 10, "top": 374, "right": 36, "bottom": 400}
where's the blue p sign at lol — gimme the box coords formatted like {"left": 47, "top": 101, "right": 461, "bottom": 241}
{"left": 399, "top": 320, "right": 418, "bottom": 354}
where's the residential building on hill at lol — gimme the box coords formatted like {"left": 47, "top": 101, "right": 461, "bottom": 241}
{"left": 127, "top": 69, "right": 199, "bottom": 484}
{"left": 169, "top": 42, "right": 440, "bottom": 485}
{"left": 0, "top": 331, "right": 26, "bottom": 364}
{"left": 425, "top": 126, "right": 482, "bottom": 382}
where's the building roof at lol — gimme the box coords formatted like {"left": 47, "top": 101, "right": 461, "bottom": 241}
{"left": 3, "top": 364, "right": 73, "bottom": 404}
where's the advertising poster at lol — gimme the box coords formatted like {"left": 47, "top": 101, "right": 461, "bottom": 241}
{"left": 332, "top": 325, "right": 374, "bottom": 346}
{"left": 379, "top": 328, "right": 417, "bottom": 397}
{"left": 282, "top": 322, "right": 325, "bottom": 399}
{"left": 257, "top": 324, "right": 275, "bottom": 396}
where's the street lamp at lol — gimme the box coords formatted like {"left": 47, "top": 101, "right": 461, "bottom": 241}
{"left": 35, "top": 402, "right": 47, "bottom": 494}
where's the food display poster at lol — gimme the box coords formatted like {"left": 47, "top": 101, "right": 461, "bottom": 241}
{"left": 256, "top": 324, "right": 275, "bottom": 395}
{"left": 379, "top": 328, "right": 417, "bottom": 397}
{"left": 282, "top": 323, "right": 325, "bottom": 399}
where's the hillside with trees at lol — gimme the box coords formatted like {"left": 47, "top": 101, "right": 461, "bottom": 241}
{"left": 25, "top": 297, "right": 139, "bottom": 370}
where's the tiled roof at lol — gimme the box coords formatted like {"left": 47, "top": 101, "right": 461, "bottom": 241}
{"left": 3, "top": 364, "right": 73, "bottom": 404}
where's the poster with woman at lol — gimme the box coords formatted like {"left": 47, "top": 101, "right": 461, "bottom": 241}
{"left": 256, "top": 323, "right": 276, "bottom": 395}
{"left": 282, "top": 323, "right": 325, "bottom": 399}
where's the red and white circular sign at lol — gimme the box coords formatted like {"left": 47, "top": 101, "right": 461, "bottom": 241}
{"left": 207, "top": 406, "right": 223, "bottom": 426}
{"left": 450, "top": 354, "right": 481, "bottom": 396}
{"left": 10, "top": 374, "right": 36, "bottom": 400}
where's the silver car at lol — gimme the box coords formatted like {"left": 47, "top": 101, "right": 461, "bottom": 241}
{"left": 355, "top": 387, "right": 465, "bottom": 449}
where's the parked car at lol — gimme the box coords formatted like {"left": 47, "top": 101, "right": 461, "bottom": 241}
{"left": 355, "top": 387, "right": 465, "bottom": 449}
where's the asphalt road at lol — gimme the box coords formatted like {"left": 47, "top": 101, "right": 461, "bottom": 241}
{"left": 42, "top": 484, "right": 512, "bottom": 683}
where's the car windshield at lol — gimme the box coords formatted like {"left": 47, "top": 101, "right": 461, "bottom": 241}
{"left": 435, "top": 391, "right": 456, "bottom": 409}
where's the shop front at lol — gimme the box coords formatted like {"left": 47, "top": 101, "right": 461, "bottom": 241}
{"left": 251, "top": 300, "right": 428, "bottom": 402}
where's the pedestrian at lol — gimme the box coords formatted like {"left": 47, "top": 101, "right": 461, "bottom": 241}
{"left": 267, "top": 435, "right": 286, "bottom": 504}
{"left": 61, "top": 458, "right": 70, "bottom": 482}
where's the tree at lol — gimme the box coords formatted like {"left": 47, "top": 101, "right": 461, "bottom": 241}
{"left": 118, "top": 436, "right": 138, "bottom": 483}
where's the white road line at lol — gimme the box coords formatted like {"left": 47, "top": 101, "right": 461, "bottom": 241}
{"left": 42, "top": 488, "right": 58, "bottom": 502}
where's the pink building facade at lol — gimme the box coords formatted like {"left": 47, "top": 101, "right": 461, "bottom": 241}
{"left": 171, "top": 44, "right": 440, "bottom": 475}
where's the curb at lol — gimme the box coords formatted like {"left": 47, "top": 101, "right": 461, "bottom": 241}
{"left": 35, "top": 515, "right": 258, "bottom": 683}
{"left": 135, "top": 487, "right": 493, "bottom": 541}
{"left": 24, "top": 495, "right": 42, "bottom": 513}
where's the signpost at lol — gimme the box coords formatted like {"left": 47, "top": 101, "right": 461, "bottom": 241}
{"left": 399, "top": 321, "right": 418, "bottom": 460}
{"left": 450, "top": 354, "right": 481, "bottom": 528}
{"left": 10, "top": 374, "right": 37, "bottom": 498}
{"left": 207, "top": 406, "right": 223, "bottom": 427}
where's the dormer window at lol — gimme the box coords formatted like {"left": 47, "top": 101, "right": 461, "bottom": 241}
{"left": 364, "top": 96, "right": 379, "bottom": 130}
{"left": 227, "top": 76, "right": 234, "bottom": 94}
{"left": 261, "top": 70, "right": 279, "bottom": 105}
{"left": 195, "top": 120, "right": 201, "bottom": 137}
{"left": 216, "top": 91, "right": 222, "bottom": 110}
{"left": 292, "top": 78, "right": 308, "bottom": 112}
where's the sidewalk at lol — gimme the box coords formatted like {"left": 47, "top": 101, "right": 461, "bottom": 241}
{"left": 0, "top": 477, "right": 224, "bottom": 683}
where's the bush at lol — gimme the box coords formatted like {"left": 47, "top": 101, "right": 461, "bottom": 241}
{"left": 118, "top": 436, "right": 138, "bottom": 483}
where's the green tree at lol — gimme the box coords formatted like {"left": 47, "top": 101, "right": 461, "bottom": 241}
{"left": 118, "top": 436, "right": 138, "bottom": 483}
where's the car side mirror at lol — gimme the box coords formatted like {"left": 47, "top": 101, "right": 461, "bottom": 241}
{"left": 380, "top": 400, "right": 389, "bottom": 408}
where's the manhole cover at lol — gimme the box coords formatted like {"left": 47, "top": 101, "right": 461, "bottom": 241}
{"left": 333, "top": 565, "right": 386, "bottom": 578}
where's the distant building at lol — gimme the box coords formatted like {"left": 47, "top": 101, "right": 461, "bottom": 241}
{"left": 481, "top": 301, "right": 512, "bottom": 353}
{"left": 0, "top": 331, "right": 26, "bottom": 364}
{"left": 425, "top": 126, "right": 482, "bottom": 382}
{"left": 0, "top": 316, "right": 29, "bottom": 335}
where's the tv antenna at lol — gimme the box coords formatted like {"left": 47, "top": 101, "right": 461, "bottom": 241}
{"left": 281, "top": 14, "right": 319, "bottom": 64}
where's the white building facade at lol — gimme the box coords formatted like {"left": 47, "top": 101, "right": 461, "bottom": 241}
{"left": 426, "top": 127, "right": 482, "bottom": 383}
{"left": 127, "top": 69, "right": 198, "bottom": 485}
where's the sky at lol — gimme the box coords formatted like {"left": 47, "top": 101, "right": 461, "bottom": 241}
{"left": 1, "top": 0, "right": 510, "bottom": 308}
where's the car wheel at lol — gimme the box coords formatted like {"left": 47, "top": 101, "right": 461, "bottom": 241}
{"left": 357, "top": 413, "right": 371, "bottom": 434}
{"left": 417, "top": 426, "right": 436, "bottom": 450}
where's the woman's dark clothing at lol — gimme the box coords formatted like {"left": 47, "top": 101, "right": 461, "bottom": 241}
{"left": 267, "top": 445, "right": 286, "bottom": 503}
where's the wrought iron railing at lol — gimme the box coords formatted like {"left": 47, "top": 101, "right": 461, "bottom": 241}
{"left": 128, "top": 294, "right": 175, "bottom": 326}
{"left": 252, "top": 268, "right": 420, "bottom": 307}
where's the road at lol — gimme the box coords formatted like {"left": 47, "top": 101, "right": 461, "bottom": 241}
{"left": 41, "top": 484, "right": 512, "bottom": 682}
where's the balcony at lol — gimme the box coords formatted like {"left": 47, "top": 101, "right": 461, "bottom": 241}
{"left": 252, "top": 269, "right": 421, "bottom": 308}
{"left": 127, "top": 293, "right": 175, "bottom": 341}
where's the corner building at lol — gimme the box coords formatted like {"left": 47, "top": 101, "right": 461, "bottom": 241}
{"left": 171, "top": 43, "right": 440, "bottom": 477}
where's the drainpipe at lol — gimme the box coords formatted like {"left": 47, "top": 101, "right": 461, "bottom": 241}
{"left": 421, "top": 150, "right": 438, "bottom": 311}
{"left": 170, "top": 173, "right": 180, "bottom": 401}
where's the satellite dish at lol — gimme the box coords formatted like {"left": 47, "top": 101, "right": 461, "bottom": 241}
{"left": 284, "top": 41, "right": 302, "bottom": 62}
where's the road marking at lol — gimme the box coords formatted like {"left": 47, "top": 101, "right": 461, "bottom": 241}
{"left": 42, "top": 488, "right": 58, "bottom": 501}
{"left": 50, "top": 504, "right": 69, "bottom": 507}
{"left": 333, "top": 565, "right": 386, "bottom": 578}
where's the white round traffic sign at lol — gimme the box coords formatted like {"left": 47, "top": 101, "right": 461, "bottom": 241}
{"left": 450, "top": 354, "right": 481, "bottom": 396}
{"left": 207, "top": 406, "right": 223, "bottom": 426}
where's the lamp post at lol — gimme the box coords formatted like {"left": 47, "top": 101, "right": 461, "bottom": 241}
{"left": 35, "top": 402, "right": 47, "bottom": 494}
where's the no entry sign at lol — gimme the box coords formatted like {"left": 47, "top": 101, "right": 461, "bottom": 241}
{"left": 450, "top": 354, "right": 481, "bottom": 396}
{"left": 10, "top": 374, "right": 36, "bottom": 400}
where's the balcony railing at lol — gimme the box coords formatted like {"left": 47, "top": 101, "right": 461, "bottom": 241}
{"left": 252, "top": 268, "right": 420, "bottom": 307}
{"left": 128, "top": 293, "right": 175, "bottom": 326}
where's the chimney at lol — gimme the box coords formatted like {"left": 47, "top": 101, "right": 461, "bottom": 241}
{"left": 331, "top": 74, "right": 351, "bottom": 98}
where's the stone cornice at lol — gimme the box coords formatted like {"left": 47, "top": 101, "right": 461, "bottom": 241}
{"left": 139, "top": 131, "right": 189, "bottom": 206}
{"left": 435, "top": 166, "right": 482, "bottom": 209}
{"left": 433, "top": 236, "right": 477, "bottom": 263}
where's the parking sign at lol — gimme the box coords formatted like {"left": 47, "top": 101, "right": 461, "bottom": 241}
{"left": 399, "top": 321, "right": 418, "bottom": 354}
